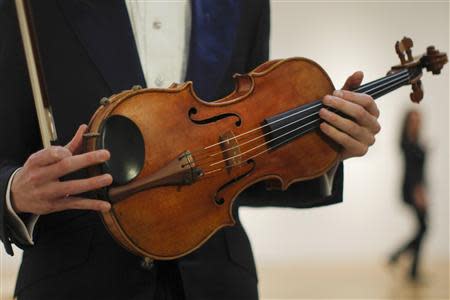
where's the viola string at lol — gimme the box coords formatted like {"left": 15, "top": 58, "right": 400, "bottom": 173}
{"left": 190, "top": 101, "right": 322, "bottom": 156}
{"left": 369, "top": 76, "right": 410, "bottom": 99}
{"left": 196, "top": 73, "right": 410, "bottom": 178}
{"left": 199, "top": 117, "right": 322, "bottom": 174}
{"left": 355, "top": 69, "right": 409, "bottom": 92}
{"left": 194, "top": 71, "right": 410, "bottom": 173}
{"left": 199, "top": 119, "right": 323, "bottom": 178}
{"left": 193, "top": 72, "right": 410, "bottom": 173}
{"left": 191, "top": 69, "right": 409, "bottom": 157}
{"left": 191, "top": 71, "right": 410, "bottom": 169}
{"left": 198, "top": 111, "right": 320, "bottom": 160}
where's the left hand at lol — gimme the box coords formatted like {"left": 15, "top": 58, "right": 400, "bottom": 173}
{"left": 319, "top": 71, "right": 381, "bottom": 160}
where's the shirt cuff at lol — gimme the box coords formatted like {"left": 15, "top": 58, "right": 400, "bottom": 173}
{"left": 321, "top": 162, "right": 339, "bottom": 196}
{"left": 5, "top": 168, "right": 38, "bottom": 245}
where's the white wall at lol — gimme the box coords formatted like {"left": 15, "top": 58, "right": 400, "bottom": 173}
{"left": 240, "top": 1, "right": 449, "bottom": 265}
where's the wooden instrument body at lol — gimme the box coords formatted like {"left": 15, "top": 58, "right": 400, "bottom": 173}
{"left": 85, "top": 57, "right": 339, "bottom": 259}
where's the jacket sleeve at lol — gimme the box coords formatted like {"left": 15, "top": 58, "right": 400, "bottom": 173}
{"left": 0, "top": 0, "right": 42, "bottom": 255}
{"left": 239, "top": 0, "right": 344, "bottom": 209}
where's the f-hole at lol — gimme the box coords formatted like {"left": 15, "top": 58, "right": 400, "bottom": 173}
{"left": 188, "top": 107, "right": 242, "bottom": 127}
{"left": 214, "top": 159, "right": 255, "bottom": 205}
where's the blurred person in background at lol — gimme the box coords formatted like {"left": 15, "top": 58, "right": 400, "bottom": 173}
{"left": 389, "top": 109, "right": 428, "bottom": 282}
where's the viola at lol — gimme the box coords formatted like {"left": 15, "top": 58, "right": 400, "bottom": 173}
{"left": 83, "top": 37, "right": 447, "bottom": 261}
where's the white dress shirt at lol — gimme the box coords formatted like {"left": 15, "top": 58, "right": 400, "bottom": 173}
{"left": 5, "top": 168, "right": 38, "bottom": 245}
{"left": 126, "top": 0, "right": 191, "bottom": 87}
{"left": 5, "top": 0, "right": 336, "bottom": 245}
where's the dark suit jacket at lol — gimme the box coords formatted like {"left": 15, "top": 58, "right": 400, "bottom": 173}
{"left": 0, "top": 0, "right": 344, "bottom": 299}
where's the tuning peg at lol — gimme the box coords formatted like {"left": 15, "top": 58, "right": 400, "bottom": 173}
{"left": 395, "top": 37, "right": 414, "bottom": 65}
{"left": 427, "top": 46, "right": 436, "bottom": 54}
{"left": 410, "top": 80, "right": 423, "bottom": 103}
{"left": 395, "top": 42, "right": 406, "bottom": 64}
{"left": 425, "top": 46, "right": 448, "bottom": 75}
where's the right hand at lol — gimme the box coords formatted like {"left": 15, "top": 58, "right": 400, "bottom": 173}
{"left": 11, "top": 124, "right": 113, "bottom": 215}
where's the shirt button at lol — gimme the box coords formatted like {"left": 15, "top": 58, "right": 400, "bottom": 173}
{"left": 154, "top": 75, "right": 164, "bottom": 87}
{"left": 152, "top": 20, "right": 162, "bottom": 30}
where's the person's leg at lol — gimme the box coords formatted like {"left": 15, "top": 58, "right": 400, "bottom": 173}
{"left": 410, "top": 207, "right": 427, "bottom": 280}
{"left": 389, "top": 206, "right": 417, "bottom": 263}
{"left": 390, "top": 238, "right": 415, "bottom": 261}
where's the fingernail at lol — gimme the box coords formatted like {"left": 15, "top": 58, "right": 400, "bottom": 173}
{"left": 319, "top": 108, "right": 328, "bottom": 116}
{"left": 95, "top": 151, "right": 104, "bottom": 159}
{"left": 96, "top": 150, "right": 109, "bottom": 160}
{"left": 333, "top": 90, "right": 343, "bottom": 97}
{"left": 323, "top": 95, "right": 335, "bottom": 105}
{"left": 101, "top": 174, "right": 112, "bottom": 184}
{"left": 101, "top": 202, "right": 111, "bottom": 211}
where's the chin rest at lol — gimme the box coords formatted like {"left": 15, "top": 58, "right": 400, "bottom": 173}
{"left": 97, "top": 115, "right": 145, "bottom": 186}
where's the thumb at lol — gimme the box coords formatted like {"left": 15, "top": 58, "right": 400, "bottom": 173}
{"left": 341, "top": 71, "right": 364, "bottom": 91}
{"left": 65, "top": 124, "right": 88, "bottom": 154}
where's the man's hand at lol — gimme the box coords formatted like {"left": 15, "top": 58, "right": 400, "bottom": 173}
{"left": 11, "top": 125, "right": 112, "bottom": 215}
{"left": 319, "top": 71, "right": 381, "bottom": 160}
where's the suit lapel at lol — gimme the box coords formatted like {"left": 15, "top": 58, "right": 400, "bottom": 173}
{"left": 185, "top": 0, "right": 241, "bottom": 101}
{"left": 58, "top": 0, "right": 146, "bottom": 93}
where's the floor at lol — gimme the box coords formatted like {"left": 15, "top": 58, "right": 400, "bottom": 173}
{"left": 257, "top": 260, "right": 449, "bottom": 299}
{"left": 1, "top": 260, "right": 448, "bottom": 299}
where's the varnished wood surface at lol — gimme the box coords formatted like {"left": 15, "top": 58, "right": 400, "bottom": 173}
{"left": 85, "top": 58, "right": 340, "bottom": 259}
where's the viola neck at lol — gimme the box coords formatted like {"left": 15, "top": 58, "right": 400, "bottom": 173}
{"left": 353, "top": 69, "right": 410, "bottom": 99}
{"left": 262, "top": 69, "right": 411, "bottom": 150}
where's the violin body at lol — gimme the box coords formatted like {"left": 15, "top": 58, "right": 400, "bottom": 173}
{"left": 85, "top": 57, "right": 340, "bottom": 259}
{"left": 85, "top": 36, "right": 448, "bottom": 259}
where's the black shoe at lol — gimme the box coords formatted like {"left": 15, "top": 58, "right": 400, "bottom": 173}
{"left": 408, "top": 271, "right": 426, "bottom": 284}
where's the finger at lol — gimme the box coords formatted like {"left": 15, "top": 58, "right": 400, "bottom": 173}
{"left": 51, "top": 197, "right": 111, "bottom": 213}
{"left": 322, "top": 94, "right": 380, "bottom": 134}
{"left": 26, "top": 146, "right": 72, "bottom": 168}
{"left": 341, "top": 71, "right": 364, "bottom": 91}
{"left": 319, "top": 108, "right": 375, "bottom": 146}
{"left": 320, "top": 122, "right": 368, "bottom": 158}
{"left": 44, "top": 149, "right": 110, "bottom": 179}
{"left": 47, "top": 173, "right": 113, "bottom": 199}
{"left": 334, "top": 90, "right": 380, "bottom": 118}
{"left": 65, "top": 124, "right": 88, "bottom": 154}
